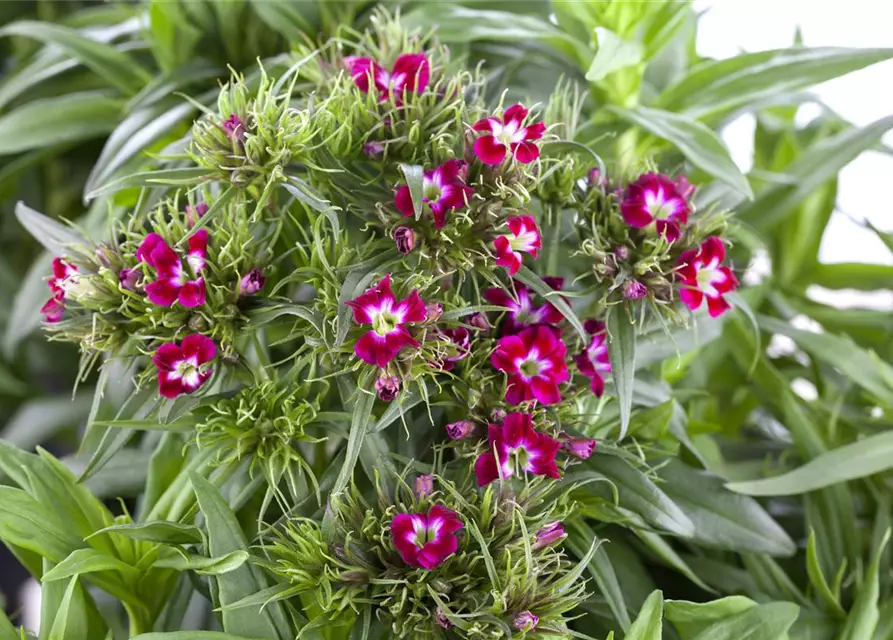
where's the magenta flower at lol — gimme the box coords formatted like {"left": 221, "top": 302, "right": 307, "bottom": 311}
{"left": 474, "top": 413, "right": 561, "bottom": 486}
{"left": 533, "top": 522, "right": 567, "bottom": 550}
{"left": 40, "top": 258, "right": 78, "bottom": 323}
{"left": 575, "top": 319, "right": 611, "bottom": 397}
{"left": 222, "top": 114, "right": 245, "bottom": 141}
{"left": 472, "top": 104, "right": 546, "bottom": 165}
{"left": 484, "top": 282, "right": 562, "bottom": 336}
{"left": 564, "top": 437, "right": 597, "bottom": 459}
{"left": 491, "top": 326, "right": 569, "bottom": 406}
{"left": 513, "top": 611, "right": 539, "bottom": 632}
{"left": 624, "top": 280, "right": 648, "bottom": 299}
{"left": 345, "top": 53, "right": 430, "bottom": 103}
{"left": 394, "top": 160, "right": 473, "bottom": 230}
{"left": 446, "top": 420, "right": 476, "bottom": 440}
{"left": 375, "top": 375, "right": 401, "bottom": 402}
{"left": 676, "top": 236, "right": 739, "bottom": 317}
{"left": 346, "top": 274, "right": 427, "bottom": 368}
{"left": 620, "top": 173, "right": 691, "bottom": 242}
{"left": 493, "top": 215, "right": 541, "bottom": 275}
{"left": 239, "top": 269, "right": 265, "bottom": 296}
{"left": 435, "top": 327, "right": 471, "bottom": 371}
{"left": 137, "top": 232, "right": 208, "bottom": 308}
{"left": 152, "top": 334, "right": 216, "bottom": 398}
{"left": 391, "top": 505, "right": 463, "bottom": 570}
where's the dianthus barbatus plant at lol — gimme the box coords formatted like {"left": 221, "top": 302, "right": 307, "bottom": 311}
{"left": 6, "top": 9, "right": 766, "bottom": 640}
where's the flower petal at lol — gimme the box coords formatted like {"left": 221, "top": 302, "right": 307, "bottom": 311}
{"left": 511, "top": 141, "right": 540, "bottom": 164}
{"left": 473, "top": 135, "right": 507, "bottom": 165}
{"left": 394, "top": 185, "right": 415, "bottom": 217}
{"left": 390, "top": 53, "right": 430, "bottom": 95}
{"left": 474, "top": 451, "right": 501, "bottom": 487}
{"left": 181, "top": 334, "right": 216, "bottom": 364}
{"left": 178, "top": 279, "right": 206, "bottom": 308}
{"left": 145, "top": 279, "right": 181, "bottom": 307}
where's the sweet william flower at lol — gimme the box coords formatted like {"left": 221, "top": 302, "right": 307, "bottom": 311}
{"left": 575, "top": 319, "right": 610, "bottom": 397}
{"left": 347, "top": 274, "right": 427, "bottom": 368}
{"left": 345, "top": 53, "right": 429, "bottom": 104}
{"left": 137, "top": 232, "right": 208, "bottom": 308}
{"left": 493, "top": 215, "right": 541, "bottom": 275}
{"left": 391, "top": 505, "right": 463, "bottom": 570}
{"left": 394, "top": 160, "right": 473, "bottom": 230}
{"left": 152, "top": 334, "right": 216, "bottom": 398}
{"left": 621, "top": 173, "right": 690, "bottom": 242}
{"left": 677, "top": 236, "right": 739, "bottom": 317}
{"left": 533, "top": 522, "right": 567, "bottom": 550}
{"left": 472, "top": 104, "right": 546, "bottom": 165}
{"left": 474, "top": 413, "right": 561, "bottom": 486}
{"left": 484, "top": 282, "right": 562, "bottom": 336}
{"left": 40, "top": 258, "right": 78, "bottom": 323}
{"left": 513, "top": 611, "right": 539, "bottom": 633}
{"left": 491, "top": 326, "right": 569, "bottom": 405}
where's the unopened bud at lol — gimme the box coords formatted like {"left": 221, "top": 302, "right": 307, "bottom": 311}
{"left": 513, "top": 611, "right": 539, "bottom": 632}
{"left": 675, "top": 175, "right": 695, "bottom": 199}
{"left": 533, "top": 522, "right": 567, "bottom": 550}
{"left": 624, "top": 280, "right": 647, "bottom": 300}
{"left": 468, "top": 312, "right": 489, "bottom": 332}
{"left": 435, "top": 607, "right": 453, "bottom": 629}
{"left": 414, "top": 474, "right": 434, "bottom": 498}
{"left": 564, "top": 438, "right": 597, "bottom": 459}
{"left": 95, "top": 244, "right": 113, "bottom": 268}
{"left": 490, "top": 408, "right": 508, "bottom": 423}
{"left": 425, "top": 302, "right": 443, "bottom": 322}
{"left": 375, "top": 375, "right": 400, "bottom": 402}
{"left": 394, "top": 226, "right": 416, "bottom": 254}
{"left": 614, "top": 245, "right": 630, "bottom": 261}
{"left": 445, "top": 420, "right": 476, "bottom": 440}
{"left": 222, "top": 114, "right": 245, "bottom": 142}
{"left": 363, "top": 141, "right": 384, "bottom": 158}
{"left": 239, "top": 268, "right": 266, "bottom": 296}
{"left": 119, "top": 268, "right": 140, "bottom": 291}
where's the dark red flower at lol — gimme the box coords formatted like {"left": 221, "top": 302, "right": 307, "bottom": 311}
{"left": 620, "top": 173, "right": 690, "bottom": 242}
{"left": 472, "top": 104, "right": 545, "bottom": 165}
{"left": 394, "top": 160, "right": 473, "bottom": 229}
{"left": 484, "top": 282, "right": 562, "bottom": 336}
{"left": 391, "top": 505, "right": 463, "bottom": 569}
{"left": 676, "top": 237, "right": 739, "bottom": 317}
{"left": 474, "top": 413, "right": 561, "bottom": 486}
{"left": 491, "top": 326, "right": 569, "bottom": 405}
{"left": 152, "top": 334, "right": 216, "bottom": 398}
{"left": 137, "top": 232, "right": 208, "bottom": 308}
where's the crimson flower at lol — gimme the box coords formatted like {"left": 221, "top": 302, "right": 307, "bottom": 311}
{"left": 676, "top": 236, "right": 739, "bottom": 317}
{"left": 484, "top": 282, "right": 562, "bottom": 336}
{"left": 346, "top": 274, "right": 427, "bottom": 368}
{"left": 394, "top": 160, "right": 473, "bottom": 229}
{"left": 472, "top": 104, "right": 545, "bottom": 165}
{"left": 491, "top": 326, "right": 569, "bottom": 405}
{"left": 620, "top": 173, "right": 690, "bottom": 242}
{"left": 391, "top": 505, "right": 463, "bottom": 570}
{"left": 345, "top": 53, "right": 430, "bottom": 103}
{"left": 474, "top": 413, "right": 561, "bottom": 486}
{"left": 40, "top": 258, "right": 78, "bottom": 323}
{"left": 152, "top": 334, "right": 216, "bottom": 398}
{"left": 137, "top": 232, "right": 208, "bottom": 308}
{"left": 493, "top": 215, "right": 541, "bottom": 275}
{"left": 575, "top": 319, "right": 611, "bottom": 397}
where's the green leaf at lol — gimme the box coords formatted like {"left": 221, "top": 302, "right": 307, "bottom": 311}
{"left": 805, "top": 530, "right": 846, "bottom": 619}
{"left": 606, "top": 306, "right": 636, "bottom": 440}
{"left": 665, "top": 596, "right": 757, "bottom": 637}
{"left": 1, "top": 393, "right": 93, "bottom": 449}
{"left": 516, "top": 266, "right": 586, "bottom": 340}
{"left": 15, "top": 202, "right": 86, "bottom": 256}
{"left": 48, "top": 577, "right": 92, "bottom": 640}
{"left": 586, "top": 27, "right": 642, "bottom": 82}
{"left": 332, "top": 388, "right": 376, "bottom": 496}
{"left": 608, "top": 105, "right": 752, "bottom": 198}
{"left": 626, "top": 590, "right": 663, "bottom": 640}
{"left": 0, "top": 91, "right": 124, "bottom": 156}
{"left": 133, "top": 634, "right": 270, "bottom": 640}
{"left": 727, "top": 431, "right": 893, "bottom": 497}
{"left": 812, "top": 262, "right": 893, "bottom": 291}
{"left": 398, "top": 164, "right": 424, "bottom": 218}
{"left": 154, "top": 550, "right": 249, "bottom": 575}
{"left": 0, "top": 20, "right": 150, "bottom": 94}
{"left": 41, "top": 548, "right": 140, "bottom": 582}
{"left": 688, "top": 601, "right": 799, "bottom": 640}
{"left": 85, "top": 167, "right": 210, "bottom": 201}
{"left": 0, "top": 608, "right": 18, "bottom": 640}
{"left": 567, "top": 522, "right": 631, "bottom": 631}
{"left": 838, "top": 530, "right": 890, "bottom": 640}
{"left": 0, "top": 486, "right": 83, "bottom": 562}
{"left": 96, "top": 521, "right": 203, "bottom": 545}
{"left": 658, "top": 47, "right": 893, "bottom": 121}
{"left": 251, "top": 0, "right": 316, "bottom": 42}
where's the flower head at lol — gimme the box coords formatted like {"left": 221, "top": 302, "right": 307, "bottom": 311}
{"left": 152, "top": 334, "right": 216, "bottom": 398}
{"left": 41, "top": 258, "right": 78, "bottom": 323}
{"left": 484, "top": 282, "right": 562, "bottom": 336}
{"left": 391, "top": 505, "right": 463, "bottom": 570}
{"left": 676, "top": 236, "right": 739, "bottom": 317}
{"left": 513, "top": 611, "right": 539, "bottom": 633}
{"left": 493, "top": 215, "right": 541, "bottom": 275}
{"left": 474, "top": 413, "right": 561, "bottom": 486}
{"left": 472, "top": 104, "right": 546, "bottom": 165}
{"left": 346, "top": 274, "right": 427, "bottom": 368}
{"left": 491, "top": 326, "right": 569, "bottom": 405}
{"left": 239, "top": 269, "right": 265, "bottom": 296}
{"left": 620, "top": 173, "right": 690, "bottom": 242}
{"left": 533, "top": 522, "right": 566, "bottom": 550}
{"left": 375, "top": 375, "right": 401, "bottom": 402}
{"left": 137, "top": 232, "right": 208, "bottom": 308}
{"left": 575, "top": 319, "right": 610, "bottom": 397}
{"left": 345, "top": 53, "right": 430, "bottom": 104}
{"left": 564, "top": 437, "right": 597, "bottom": 459}
{"left": 394, "top": 160, "right": 473, "bottom": 230}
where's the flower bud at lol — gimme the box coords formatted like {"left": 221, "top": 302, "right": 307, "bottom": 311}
{"left": 393, "top": 226, "right": 416, "bottom": 254}
{"left": 187, "top": 314, "right": 209, "bottom": 332}
{"left": 375, "top": 375, "right": 400, "bottom": 402}
{"left": 624, "top": 280, "right": 647, "bottom": 299}
{"left": 95, "top": 244, "right": 113, "bottom": 268}
{"left": 588, "top": 168, "right": 607, "bottom": 188}
{"left": 675, "top": 175, "right": 695, "bottom": 199}
{"left": 363, "top": 141, "right": 384, "bottom": 158}
{"left": 414, "top": 474, "right": 434, "bottom": 498}
{"left": 513, "top": 611, "right": 539, "bottom": 632}
{"left": 533, "top": 522, "right": 567, "bottom": 550}
{"left": 445, "top": 420, "right": 476, "bottom": 440}
{"left": 490, "top": 408, "right": 508, "bottom": 423}
{"left": 435, "top": 607, "right": 453, "bottom": 630}
{"left": 239, "top": 268, "right": 266, "bottom": 296}
{"left": 564, "top": 438, "right": 597, "bottom": 459}
{"left": 468, "top": 312, "right": 489, "bottom": 332}
{"left": 425, "top": 302, "right": 443, "bottom": 322}
{"left": 186, "top": 202, "right": 209, "bottom": 227}
{"left": 119, "top": 268, "right": 140, "bottom": 291}
{"left": 614, "top": 245, "right": 630, "bottom": 261}
{"left": 222, "top": 114, "right": 245, "bottom": 142}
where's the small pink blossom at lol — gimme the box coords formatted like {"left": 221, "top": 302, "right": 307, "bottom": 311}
{"left": 564, "top": 437, "right": 597, "bottom": 459}
{"left": 446, "top": 420, "right": 476, "bottom": 440}
{"left": 40, "top": 258, "right": 78, "bottom": 323}
{"left": 484, "top": 282, "right": 562, "bottom": 336}
{"left": 472, "top": 104, "right": 546, "bottom": 165}
{"left": 513, "top": 611, "right": 539, "bottom": 633}
{"left": 491, "top": 326, "right": 569, "bottom": 406}
{"left": 493, "top": 215, "right": 541, "bottom": 275}
{"left": 152, "top": 334, "right": 216, "bottom": 398}
{"left": 137, "top": 232, "right": 208, "bottom": 308}
{"left": 346, "top": 274, "right": 427, "bottom": 368}
{"left": 393, "top": 226, "right": 416, "bottom": 254}
{"left": 239, "top": 269, "right": 265, "bottom": 296}
{"left": 414, "top": 474, "right": 434, "bottom": 498}
{"left": 394, "top": 160, "right": 473, "bottom": 230}
{"left": 345, "top": 53, "right": 430, "bottom": 104}
{"left": 533, "top": 522, "right": 567, "bottom": 550}
{"left": 391, "top": 505, "right": 463, "bottom": 570}
{"left": 624, "top": 280, "right": 648, "bottom": 299}
{"left": 375, "top": 375, "right": 401, "bottom": 402}
{"left": 474, "top": 413, "right": 561, "bottom": 486}
{"left": 620, "top": 173, "right": 690, "bottom": 242}
{"left": 575, "top": 319, "right": 610, "bottom": 397}
{"left": 677, "top": 236, "right": 739, "bottom": 317}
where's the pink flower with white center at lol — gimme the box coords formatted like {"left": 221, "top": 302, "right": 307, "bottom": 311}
{"left": 676, "top": 236, "right": 739, "bottom": 318}
{"left": 474, "top": 413, "right": 561, "bottom": 486}
{"left": 345, "top": 53, "right": 430, "bottom": 104}
{"left": 40, "top": 258, "right": 78, "bottom": 323}
{"left": 620, "top": 173, "right": 691, "bottom": 242}
{"left": 484, "top": 282, "right": 562, "bottom": 336}
{"left": 346, "top": 274, "right": 427, "bottom": 368}
{"left": 137, "top": 232, "right": 208, "bottom": 308}
{"left": 491, "top": 326, "right": 569, "bottom": 405}
{"left": 493, "top": 215, "right": 542, "bottom": 275}
{"left": 472, "top": 104, "right": 546, "bottom": 165}
{"left": 394, "top": 160, "right": 473, "bottom": 230}
{"left": 575, "top": 319, "right": 611, "bottom": 397}
{"left": 391, "top": 505, "right": 463, "bottom": 570}
{"left": 152, "top": 334, "right": 216, "bottom": 398}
